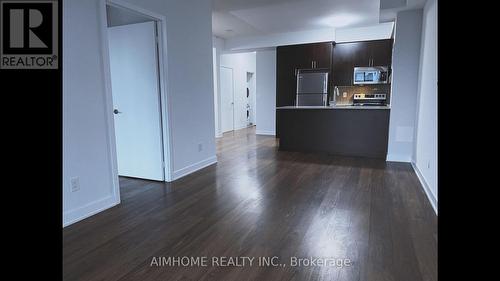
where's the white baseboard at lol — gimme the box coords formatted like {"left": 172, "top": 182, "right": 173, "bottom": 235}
{"left": 411, "top": 162, "right": 437, "bottom": 214}
{"left": 172, "top": 156, "right": 217, "bottom": 181}
{"left": 234, "top": 125, "right": 249, "bottom": 131}
{"left": 255, "top": 130, "right": 275, "bottom": 136}
{"left": 63, "top": 194, "right": 120, "bottom": 227}
{"left": 386, "top": 154, "right": 412, "bottom": 162}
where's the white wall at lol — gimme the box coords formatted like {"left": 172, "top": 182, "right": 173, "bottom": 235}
{"left": 387, "top": 9, "right": 422, "bottom": 162}
{"left": 414, "top": 0, "right": 438, "bottom": 212}
{"left": 220, "top": 52, "right": 256, "bottom": 131}
{"left": 334, "top": 22, "right": 394, "bottom": 43}
{"left": 63, "top": 0, "right": 120, "bottom": 226}
{"left": 124, "top": 0, "right": 216, "bottom": 179}
{"left": 225, "top": 28, "right": 335, "bottom": 52}
{"left": 255, "top": 49, "right": 277, "bottom": 135}
{"left": 63, "top": 0, "right": 216, "bottom": 226}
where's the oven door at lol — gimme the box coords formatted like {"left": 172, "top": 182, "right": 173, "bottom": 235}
{"left": 364, "top": 71, "right": 379, "bottom": 83}
{"left": 354, "top": 71, "right": 365, "bottom": 84}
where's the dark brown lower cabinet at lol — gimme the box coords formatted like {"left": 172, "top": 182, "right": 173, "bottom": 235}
{"left": 277, "top": 108, "right": 390, "bottom": 159}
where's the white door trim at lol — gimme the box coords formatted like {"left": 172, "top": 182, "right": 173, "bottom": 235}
{"left": 98, "top": 0, "right": 174, "bottom": 196}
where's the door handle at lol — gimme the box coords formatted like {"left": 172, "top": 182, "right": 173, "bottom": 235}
{"left": 113, "top": 109, "right": 122, "bottom": 114}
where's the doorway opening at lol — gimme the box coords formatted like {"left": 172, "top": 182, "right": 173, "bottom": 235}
{"left": 216, "top": 52, "right": 256, "bottom": 136}
{"left": 246, "top": 72, "right": 255, "bottom": 127}
{"left": 102, "top": 0, "right": 173, "bottom": 194}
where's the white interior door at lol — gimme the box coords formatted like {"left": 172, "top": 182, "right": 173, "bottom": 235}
{"left": 108, "top": 21, "right": 164, "bottom": 181}
{"left": 220, "top": 66, "right": 234, "bottom": 133}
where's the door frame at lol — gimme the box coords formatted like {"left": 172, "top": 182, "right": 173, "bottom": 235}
{"left": 219, "top": 66, "right": 235, "bottom": 133}
{"left": 98, "top": 0, "right": 174, "bottom": 197}
{"left": 246, "top": 71, "right": 255, "bottom": 127}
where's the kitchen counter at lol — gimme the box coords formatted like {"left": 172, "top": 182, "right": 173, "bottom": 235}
{"left": 276, "top": 105, "right": 390, "bottom": 110}
{"left": 277, "top": 106, "right": 390, "bottom": 158}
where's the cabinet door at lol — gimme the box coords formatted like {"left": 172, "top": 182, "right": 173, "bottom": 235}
{"left": 311, "top": 42, "right": 332, "bottom": 69}
{"left": 351, "top": 42, "right": 372, "bottom": 68}
{"left": 332, "top": 43, "right": 360, "bottom": 86}
{"left": 276, "top": 44, "right": 313, "bottom": 107}
{"left": 370, "top": 39, "right": 393, "bottom": 66}
{"left": 276, "top": 46, "right": 294, "bottom": 107}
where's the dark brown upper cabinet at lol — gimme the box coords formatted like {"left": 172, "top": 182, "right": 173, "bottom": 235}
{"left": 331, "top": 42, "right": 360, "bottom": 86}
{"left": 369, "top": 39, "right": 393, "bottom": 66}
{"left": 311, "top": 43, "right": 333, "bottom": 69}
{"left": 332, "top": 39, "right": 393, "bottom": 86}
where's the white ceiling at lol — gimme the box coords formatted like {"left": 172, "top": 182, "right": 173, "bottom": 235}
{"left": 379, "top": 0, "right": 427, "bottom": 22}
{"left": 213, "top": 0, "right": 382, "bottom": 39}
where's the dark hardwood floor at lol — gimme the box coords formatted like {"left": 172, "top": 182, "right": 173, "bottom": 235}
{"left": 63, "top": 126, "right": 437, "bottom": 281}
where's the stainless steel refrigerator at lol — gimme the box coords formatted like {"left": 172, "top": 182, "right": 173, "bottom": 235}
{"left": 296, "top": 69, "right": 329, "bottom": 106}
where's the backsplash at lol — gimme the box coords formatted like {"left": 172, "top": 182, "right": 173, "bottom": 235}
{"left": 331, "top": 85, "right": 391, "bottom": 105}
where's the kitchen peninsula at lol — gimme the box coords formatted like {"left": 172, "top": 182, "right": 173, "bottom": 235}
{"left": 276, "top": 105, "right": 390, "bottom": 158}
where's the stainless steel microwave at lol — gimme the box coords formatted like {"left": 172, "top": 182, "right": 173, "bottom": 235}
{"left": 353, "top": 66, "right": 390, "bottom": 85}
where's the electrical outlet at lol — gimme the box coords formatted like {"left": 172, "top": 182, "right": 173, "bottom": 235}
{"left": 70, "top": 177, "right": 80, "bottom": 192}
{"left": 343, "top": 92, "right": 347, "bottom": 98}
{"left": 198, "top": 143, "right": 203, "bottom": 152}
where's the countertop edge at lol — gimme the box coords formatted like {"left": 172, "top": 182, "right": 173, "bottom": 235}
{"left": 276, "top": 106, "right": 391, "bottom": 110}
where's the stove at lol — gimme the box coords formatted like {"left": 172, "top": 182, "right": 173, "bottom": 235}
{"left": 353, "top": 93, "right": 387, "bottom": 106}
